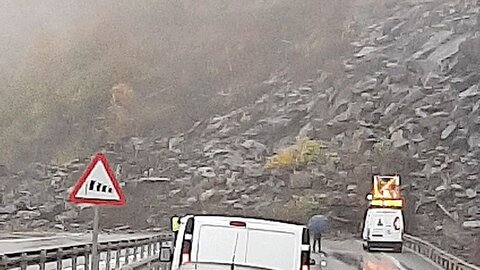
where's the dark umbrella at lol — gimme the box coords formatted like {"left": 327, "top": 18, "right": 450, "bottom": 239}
{"left": 308, "top": 215, "right": 328, "bottom": 252}
{"left": 307, "top": 215, "right": 329, "bottom": 235}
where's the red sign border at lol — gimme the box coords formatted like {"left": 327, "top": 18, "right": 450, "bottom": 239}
{"left": 68, "top": 153, "right": 126, "bottom": 206}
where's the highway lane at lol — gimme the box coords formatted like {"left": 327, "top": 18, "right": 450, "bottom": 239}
{"left": 311, "top": 251, "right": 356, "bottom": 270}
{"left": 319, "top": 238, "right": 440, "bottom": 270}
{"left": 0, "top": 233, "right": 441, "bottom": 270}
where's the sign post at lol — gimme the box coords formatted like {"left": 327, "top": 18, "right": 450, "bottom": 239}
{"left": 68, "top": 153, "right": 126, "bottom": 270}
{"left": 92, "top": 206, "right": 100, "bottom": 270}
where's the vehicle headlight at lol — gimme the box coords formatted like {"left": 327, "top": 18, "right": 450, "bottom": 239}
{"left": 321, "top": 260, "right": 327, "bottom": 267}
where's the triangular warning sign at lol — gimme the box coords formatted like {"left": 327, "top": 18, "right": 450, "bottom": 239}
{"left": 68, "top": 153, "right": 126, "bottom": 206}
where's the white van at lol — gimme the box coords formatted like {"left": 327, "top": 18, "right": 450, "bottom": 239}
{"left": 168, "top": 215, "right": 322, "bottom": 270}
{"left": 362, "top": 208, "right": 404, "bottom": 252}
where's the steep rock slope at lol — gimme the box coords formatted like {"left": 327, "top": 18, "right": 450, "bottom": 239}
{"left": 0, "top": 0, "right": 478, "bottom": 264}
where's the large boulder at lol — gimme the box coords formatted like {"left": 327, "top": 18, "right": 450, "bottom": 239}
{"left": 0, "top": 205, "right": 17, "bottom": 215}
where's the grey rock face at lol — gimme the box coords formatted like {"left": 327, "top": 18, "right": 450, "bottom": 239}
{"left": 289, "top": 171, "right": 313, "bottom": 189}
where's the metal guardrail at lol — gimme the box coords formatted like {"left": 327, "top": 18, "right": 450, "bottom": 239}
{"left": 404, "top": 234, "right": 480, "bottom": 270}
{"left": 0, "top": 233, "right": 173, "bottom": 270}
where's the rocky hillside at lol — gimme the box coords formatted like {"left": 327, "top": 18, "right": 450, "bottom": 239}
{"left": 0, "top": 0, "right": 478, "bottom": 265}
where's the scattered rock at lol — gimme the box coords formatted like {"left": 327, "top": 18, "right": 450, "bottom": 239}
{"left": 463, "top": 220, "right": 480, "bottom": 229}
{"left": 0, "top": 205, "right": 17, "bottom": 215}
{"left": 468, "top": 133, "right": 480, "bottom": 148}
{"left": 242, "top": 162, "right": 264, "bottom": 177}
{"left": 459, "top": 84, "right": 479, "bottom": 99}
{"left": 16, "top": 210, "right": 41, "bottom": 220}
{"left": 451, "top": 184, "right": 464, "bottom": 190}
{"left": 354, "top": 46, "right": 378, "bottom": 58}
{"left": 466, "top": 189, "right": 477, "bottom": 199}
{"left": 30, "top": 219, "right": 49, "bottom": 228}
{"left": 199, "top": 189, "right": 216, "bottom": 202}
{"left": 391, "top": 130, "right": 409, "bottom": 148}
{"left": 347, "top": 185, "right": 357, "bottom": 192}
{"left": 289, "top": 171, "right": 312, "bottom": 189}
{"left": 54, "top": 224, "right": 65, "bottom": 230}
{"left": 441, "top": 123, "right": 457, "bottom": 140}
{"left": 467, "top": 206, "right": 478, "bottom": 217}
{"left": 198, "top": 167, "right": 216, "bottom": 178}
{"left": 187, "top": 197, "right": 198, "bottom": 204}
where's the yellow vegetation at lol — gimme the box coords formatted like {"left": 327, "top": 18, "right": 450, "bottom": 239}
{"left": 265, "top": 137, "right": 327, "bottom": 170}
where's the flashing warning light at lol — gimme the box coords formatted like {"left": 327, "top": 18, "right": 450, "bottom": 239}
{"left": 372, "top": 175, "right": 401, "bottom": 201}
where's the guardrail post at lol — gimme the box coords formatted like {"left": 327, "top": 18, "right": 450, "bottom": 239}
{"left": 140, "top": 244, "right": 145, "bottom": 260}
{"left": 1, "top": 255, "right": 9, "bottom": 270}
{"left": 115, "top": 248, "right": 121, "bottom": 269}
{"left": 125, "top": 245, "right": 130, "bottom": 265}
{"left": 39, "top": 250, "right": 47, "bottom": 270}
{"left": 133, "top": 240, "right": 138, "bottom": 262}
{"left": 56, "top": 248, "right": 63, "bottom": 270}
{"left": 105, "top": 243, "right": 112, "bottom": 270}
{"left": 20, "top": 253, "right": 28, "bottom": 270}
{"left": 72, "top": 247, "right": 78, "bottom": 270}
{"left": 85, "top": 245, "right": 91, "bottom": 270}
{"left": 148, "top": 242, "right": 153, "bottom": 257}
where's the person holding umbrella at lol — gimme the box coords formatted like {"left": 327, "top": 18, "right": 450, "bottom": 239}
{"left": 307, "top": 214, "right": 329, "bottom": 253}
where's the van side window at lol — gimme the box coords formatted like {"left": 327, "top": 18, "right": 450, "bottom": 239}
{"left": 302, "top": 228, "right": 310, "bottom": 244}
{"left": 185, "top": 218, "right": 195, "bottom": 234}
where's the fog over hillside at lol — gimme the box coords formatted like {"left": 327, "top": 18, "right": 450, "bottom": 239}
{"left": 0, "top": 0, "right": 351, "bottom": 169}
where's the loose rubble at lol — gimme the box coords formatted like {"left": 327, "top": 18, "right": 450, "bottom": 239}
{"left": 0, "top": 0, "right": 478, "bottom": 265}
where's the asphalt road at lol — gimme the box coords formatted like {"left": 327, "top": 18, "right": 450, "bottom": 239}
{"left": 314, "top": 238, "right": 441, "bottom": 270}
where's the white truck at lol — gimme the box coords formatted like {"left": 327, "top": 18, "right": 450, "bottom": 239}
{"left": 361, "top": 175, "right": 405, "bottom": 252}
{"left": 362, "top": 207, "right": 404, "bottom": 252}
{"left": 161, "top": 215, "right": 326, "bottom": 270}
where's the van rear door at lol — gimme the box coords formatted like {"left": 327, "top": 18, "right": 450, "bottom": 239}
{"left": 196, "top": 223, "right": 248, "bottom": 264}
{"left": 191, "top": 218, "right": 302, "bottom": 270}
{"left": 369, "top": 210, "right": 402, "bottom": 242}
{"left": 244, "top": 228, "right": 299, "bottom": 270}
